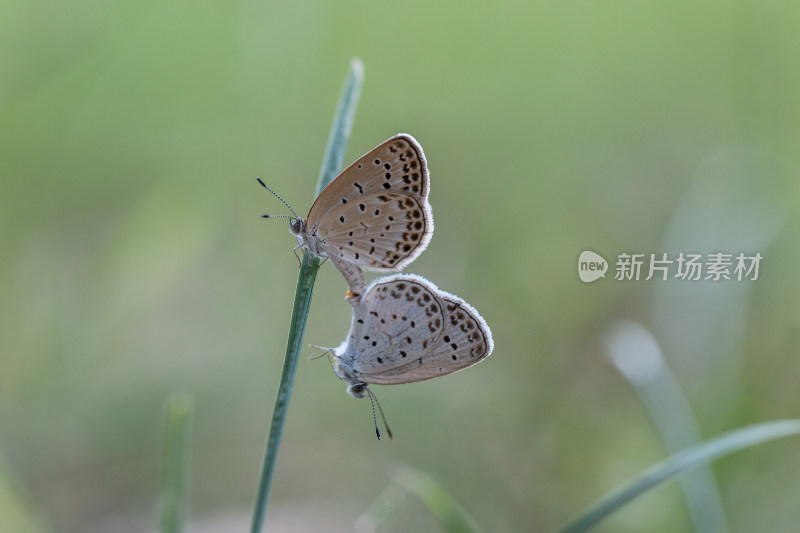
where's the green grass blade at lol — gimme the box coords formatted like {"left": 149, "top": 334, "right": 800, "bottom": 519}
{"left": 605, "top": 321, "right": 728, "bottom": 532}
{"left": 316, "top": 58, "right": 364, "bottom": 193}
{"left": 355, "top": 481, "right": 408, "bottom": 533}
{"left": 0, "top": 455, "right": 43, "bottom": 533}
{"left": 249, "top": 57, "right": 364, "bottom": 533}
{"left": 394, "top": 468, "right": 485, "bottom": 533}
{"left": 159, "top": 391, "right": 194, "bottom": 533}
{"left": 557, "top": 419, "right": 800, "bottom": 533}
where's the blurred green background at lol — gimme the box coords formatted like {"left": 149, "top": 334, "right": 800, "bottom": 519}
{"left": 2, "top": 1, "right": 800, "bottom": 531}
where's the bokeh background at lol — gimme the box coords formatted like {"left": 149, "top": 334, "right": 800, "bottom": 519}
{"left": 2, "top": 1, "right": 800, "bottom": 532}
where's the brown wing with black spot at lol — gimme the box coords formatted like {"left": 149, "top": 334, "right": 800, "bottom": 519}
{"left": 305, "top": 134, "right": 433, "bottom": 271}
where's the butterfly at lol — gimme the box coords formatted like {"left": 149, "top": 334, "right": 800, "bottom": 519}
{"left": 326, "top": 274, "right": 493, "bottom": 401}
{"left": 260, "top": 134, "right": 433, "bottom": 299}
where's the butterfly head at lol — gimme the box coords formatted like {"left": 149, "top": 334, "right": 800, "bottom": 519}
{"left": 288, "top": 217, "right": 305, "bottom": 238}
{"left": 346, "top": 381, "right": 368, "bottom": 399}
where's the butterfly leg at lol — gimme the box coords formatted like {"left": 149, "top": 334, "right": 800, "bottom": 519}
{"left": 307, "top": 344, "right": 333, "bottom": 360}
{"left": 292, "top": 243, "right": 304, "bottom": 264}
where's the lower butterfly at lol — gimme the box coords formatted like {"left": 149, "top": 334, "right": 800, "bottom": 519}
{"left": 319, "top": 274, "right": 493, "bottom": 437}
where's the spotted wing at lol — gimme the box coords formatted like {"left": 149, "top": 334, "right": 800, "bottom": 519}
{"left": 340, "top": 275, "right": 445, "bottom": 382}
{"left": 343, "top": 275, "right": 493, "bottom": 386}
{"left": 305, "top": 134, "right": 433, "bottom": 271}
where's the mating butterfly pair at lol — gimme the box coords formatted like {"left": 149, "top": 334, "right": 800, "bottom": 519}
{"left": 263, "top": 134, "right": 493, "bottom": 435}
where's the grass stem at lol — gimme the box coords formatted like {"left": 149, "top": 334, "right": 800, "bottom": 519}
{"left": 249, "top": 57, "right": 364, "bottom": 533}
{"left": 159, "top": 391, "right": 194, "bottom": 533}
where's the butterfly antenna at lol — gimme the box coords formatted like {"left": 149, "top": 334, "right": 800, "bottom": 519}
{"left": 366, "top": 387, "right": 393, "bottom": 440}
{"left": 257, "top": 177, "right": 299, "bottom": 218}
{"left": 365, "top": 388, "right": 381, "bottom": 440}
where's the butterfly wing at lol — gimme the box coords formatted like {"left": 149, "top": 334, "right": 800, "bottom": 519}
{"left": 337, "top": 275, "right": 493, "bottom": 386}
{"left": 336, "top": 275, "right": 445, "bottom": 383}
{"left": 305, "top": 134, "right": 433, "bottom": 271}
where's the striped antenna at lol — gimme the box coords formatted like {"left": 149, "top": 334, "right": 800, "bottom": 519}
{"left": 257, "top": 177, "right": 299, "bottom": 218}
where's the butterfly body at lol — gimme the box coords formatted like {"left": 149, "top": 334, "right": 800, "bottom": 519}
{"left": 329, "top": 274, "right": 493, "bottom": 397}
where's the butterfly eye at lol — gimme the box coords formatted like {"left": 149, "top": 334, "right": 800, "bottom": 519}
{"left": 289, "top": 218, "right": 303, "bottom": 235}
{"left": 347, "top": 382, "right": 368, "bottom": 399}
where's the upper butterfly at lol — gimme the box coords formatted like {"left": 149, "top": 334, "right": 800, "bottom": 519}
{"left": 262, "top": 134, "right": 433, "bottom": 298}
